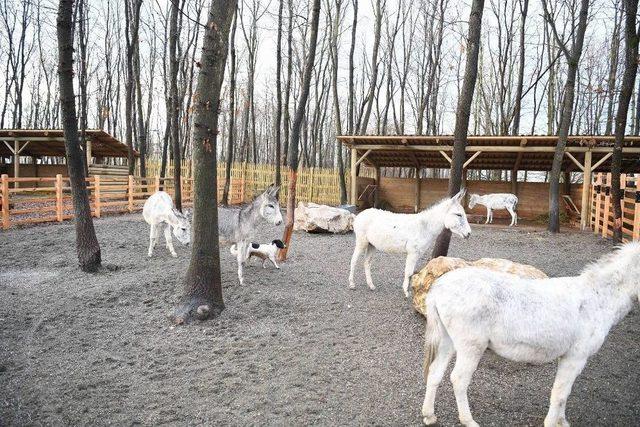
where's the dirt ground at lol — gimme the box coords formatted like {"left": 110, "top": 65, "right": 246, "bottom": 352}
{"left": 1, "top": 214, "right": 638, "bottom": 426}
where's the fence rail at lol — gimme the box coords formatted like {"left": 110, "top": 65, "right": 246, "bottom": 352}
{"left": 590, "top": 173, "right": 640, "bottom": 242}
{"left": 0, "top": 162, "right": 351, "bottom": 229}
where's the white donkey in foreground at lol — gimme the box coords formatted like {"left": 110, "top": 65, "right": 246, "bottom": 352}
{"left": 143, "top": 191, "right": 191, "bottom": 257}
{"left": 349, "top": 189, "right": 471, "bottom": 297}
{"left": 421, "top": 242, "right": 640, "bottom": 427}
{"left": 468, "top": 193, "right": 518, "bottom": 226}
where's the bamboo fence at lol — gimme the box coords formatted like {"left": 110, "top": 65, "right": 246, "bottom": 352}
{"left": 590, "top": 173, "right": 640, "bottom": 242}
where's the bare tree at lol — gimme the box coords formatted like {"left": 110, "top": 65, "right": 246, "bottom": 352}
{"left": 172, "top": 0, "right": 236, "bottom": 324}
{"left": 57, "top": 0, "right": 102, "bottom": 272}
{"left": 612, "top": 0, "right": 639, "bottom": 242}
{"left": 431, "top": 0, "right": 485, "bottom": 257}
{"left": 280, "top": 0, "right": 322, "bottom": 260}
{"left": 543, "top": 0, "right": 590, "bottom": 233}
{"left": 222, "top": 6, "right": 238, "bottom": 205}
{"left": 169, "top": 0, "right": 182, "bottom": 210}
{"left": 274, "top": 0, "right": 284, "bottom": 188}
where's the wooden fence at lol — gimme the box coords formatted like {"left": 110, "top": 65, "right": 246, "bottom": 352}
{"left": 0, "top": 162, "right": 351, "bottom": 229}
{"left": 590, "top": 173, "right": 640, "bottom": 242}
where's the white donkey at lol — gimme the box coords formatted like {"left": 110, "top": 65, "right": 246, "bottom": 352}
{"left": 349, "top": 189, "right": 471, "bottom": 297}
{"left": 421, "top": 242, "right": 640, "bottom": 427}
{"left": 468, "top": 193, "right": 518, "bottom": 226}
{"left": 143, "top": 191, "right": 191, "bottom": 257}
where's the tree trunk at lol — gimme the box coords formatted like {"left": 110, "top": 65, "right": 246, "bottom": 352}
{"left": 330, "top": 0, "right": 347, "bottom": 204}
{"left": 57, "top": 0, "right": 101, "bottom": 272}
{"left": 347, "top": 0, "right": 358, "bottom": 135}
{"left": 605, "top": 4, "right": 623, "bottom": 136}
{"left": 169, "top": 0, "right": 182, "bottom": 210}
{"left": 279, "top": 0, "right": 321, "bottom": 261}
{"left": 431, "top": 0, "right": 484, "bottom": 258}
{"left": 544, "top": 0, "right": 589, "bottom": 233}
{"left": 511, "top": 0, "right": 528, "bottom": 135}
{"left": 282, "top": 0, "right": 294, "bottom": 166}
{"left": 125, "top": 0, "right": 136, "bottom": 175}
{"left": 222, "top": 6, "right": 238, "bottom": 206}
{"left": 274, "top": 0, "right": 284, "bottom": 190}
{"left": 131, "top": 0, "right": 145, "bottom": 177}
{"left": 172, "top": 0, "right": 236, "bottom": 324}
{"left": 612, "top": 0, "right": 639, "bottom": 243}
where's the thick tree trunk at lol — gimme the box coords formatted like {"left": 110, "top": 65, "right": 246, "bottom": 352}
{"left": 125, "top": 0, "right": 136, "bottom": 175}
{"left": 431, "top": 0, "right": 484, "bottom": 258}
{"left": 172, "top": 0, "right": 236, "bottom": 324}
{"left": 282, "top": 0, "right": 294, "bottom": 166}
{"left": 222, "top": 7, "right": 237, "bottom": 206}
{"left": 279, "top": 0, "right": 321, "bottom": 261}
{"left": 57, "top": 0, "right": 101, "bottom": 272}
{"left": 612, "top": 0, "right": 639, "bottom": 242}
{"left": 545, "top": 0, "right": 589, "bottom": 233}
{"left": 330, "top": 0, "right": 347, "bottom": 204}
{"left": 170, "top": 0, "right": 182, "bottom": 211}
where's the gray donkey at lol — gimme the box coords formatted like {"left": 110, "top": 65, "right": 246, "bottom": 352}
{"left": 219, "top": 184, "right": 283, "bottom": 285}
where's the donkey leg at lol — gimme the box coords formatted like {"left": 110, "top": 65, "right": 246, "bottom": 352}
{"left": 402, "top": 252, "right": 419, "bottom": 298}
{"left": 422, "top": 335, "right": 454, "bottom": 425}
{"left": 507, "top": 206, "right": 517, "bottom": 226}
{"left": 450, "top": 346, "right": 484, "bottom": 427}
{"left": 349, "top": 239, "right": 368, "bottom": 289}
{"left": 148, "top": 224, "right": 159, "bottom": 257}
{"left": 543, "top": 356, "right": 587, "bottom": 427}
{"left": 236, "top": 241, "right": 247, "bottom": 285}
{"left": 163, "top": 224, "right": 177, "bottom": 257}
{"left": 485, "top": 208, "right": 490, "bottom": 224}
{"left": 363, "top": 244, "right": 376, "bottom": 290}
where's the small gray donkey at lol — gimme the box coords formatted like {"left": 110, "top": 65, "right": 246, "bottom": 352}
{"left": 218, "top": 184, "right": 283, "bottom": 285}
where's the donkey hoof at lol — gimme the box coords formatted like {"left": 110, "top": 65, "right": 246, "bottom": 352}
{"left": 423, "top": 415, "right": 437, "bottom": 425}
{"left": 171, "top": 253, "right": 178, "bottom": 258}
{"left": 348, "top": 283, "right": 356, "bottom": 290}
{"left": 367, "top": 284, "right": 376, "bottom": 291}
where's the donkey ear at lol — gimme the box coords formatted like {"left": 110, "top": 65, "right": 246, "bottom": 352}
{"left": 270, "top": 185, "right": 281, "bottom": 197}
{"left": 453, "top": 188, "right": 467, "bottom": 202}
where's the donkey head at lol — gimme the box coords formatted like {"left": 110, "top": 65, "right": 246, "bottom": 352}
{"left": 468, "top": 194, "right": 480, "bottom": 209}
{"left": 444, "top": 189, "right": 471, "bottom": 239}
{"left": 171, "top": 209, "right": 191, "bottom": 245}
{"left": 259, "top": 184, "right": 283, "bottom": 226}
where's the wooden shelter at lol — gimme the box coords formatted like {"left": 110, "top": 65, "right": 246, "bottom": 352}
{"left": 0, "top": 129, "right": 135, "bottom": 180}
{"left": 338, "top": 135, "right": 640, "bottom": 229}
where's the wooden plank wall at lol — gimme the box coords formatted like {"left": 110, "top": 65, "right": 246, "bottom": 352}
{"left": 590, "top": 173, "right": 639, "bottom": 242}
{"left": 371, "top": 176, "right": 583, "bottom": 220}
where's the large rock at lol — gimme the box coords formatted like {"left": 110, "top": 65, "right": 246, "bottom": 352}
{"left": 411, "top": 257, "right": 548, "bottom": 317}
{"left": 293, "top": 202, "right": 355, "bottom": 233}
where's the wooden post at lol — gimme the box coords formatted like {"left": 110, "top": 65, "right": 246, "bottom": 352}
{"left": 155, "top": 176, "right": 160, "bottom": 193}
{"left": 86, "top": 139, "right": 92, "bottom": 168}
{"left": 633, "top": 196, "right": 640, "bottom": 241}
{"left": 580, "top": 150, "right": 592, "bottom": 230}
{"left": 13, "top": 140, "right": 19, "bottom": 189}
{"left": 350, "top": 148, "right": 357, "bottom": 205}
{"left": 373, "top": 166, "right": 380, "bottom": 208}
{"left": 593, "top": 174, "right": 601, "bottom": 235}
{"left": 55, "top": 174, "right": 63, "bottom": 222}
{"left": 602, "top": 173, "right": 611, "bottom": 238}
{"left": 414, "top": 167, "right": 421, "bottom": 212}
{"left": 1, "top": 174, "right": 9, "bottom": 229}
{"left": 128, "top": 175, "right": 134, "bottom": 212}
{"left": 94, "top": 175, "right": 101, "bottom": 218}
{"left": 511, "top": 170, "right": 518, "bottom": 195}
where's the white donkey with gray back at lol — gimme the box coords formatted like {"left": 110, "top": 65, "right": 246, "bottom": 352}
{"left": 218, "top": 184, "right": 283, "bottom": 285}
{"left": 349, "top": 189, "right": 471, "bottom": 297}
{"left": 420, "top": 242, "right": 640, "bottom": 427}
{"left": 143, "top": 191, "right": 191, "bottom": 257}
{"left": 468, "top": 193, "right": 518, "bottom": 226}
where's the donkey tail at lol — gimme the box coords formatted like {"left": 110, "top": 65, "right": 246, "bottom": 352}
{"left": 423, "top": 302, "right": 444, "bottom": 382}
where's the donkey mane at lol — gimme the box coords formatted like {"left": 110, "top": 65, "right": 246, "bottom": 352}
{"left": 580, "top": 242, "right": 640, "bottom": 283}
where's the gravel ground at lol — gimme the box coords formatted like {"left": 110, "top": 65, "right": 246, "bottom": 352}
{"left": 0, "top": 214, "right": 638, "bottom": 426}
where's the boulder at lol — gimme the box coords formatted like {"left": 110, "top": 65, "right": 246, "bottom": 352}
{"left": 293, "top": 202, "right": 355, "bottom": 234}
{"left": 411, "top": 256, "right": 548, "bottom": 317}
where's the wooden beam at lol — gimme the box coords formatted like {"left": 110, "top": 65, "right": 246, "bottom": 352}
{"left": 374, "top": 166, "right": 380, "bottom": 208}
{"left": 13, "top": 140, "right": 19, "bottom": 188}
{"left": 463, "top": 151, "right": 482, "bottom": 168}
{"left": 580, "top": 150, "right": 592, "bottom": 230}
{"left": 414, "top": 167, "right": 421, "bottom": 212}
{"left": 565, "top": 152, "right": 584, "bottom": 171}
{"left": 354, "top": 149, "right": 372, "bottom": 167}
{"left": 591, "top": 152, "right": 612, "bottom": 170}
{"left": 346, "top": 144, "right": 640, "bottom": 154}
{"left": 86, "top": 140, "right": 93, "bottom": 167}
{"left": 439, "top": 150, "right": 452, "bottom": 164}
{"left": 350, "top": 148, "right": 357, "bottom": 205}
